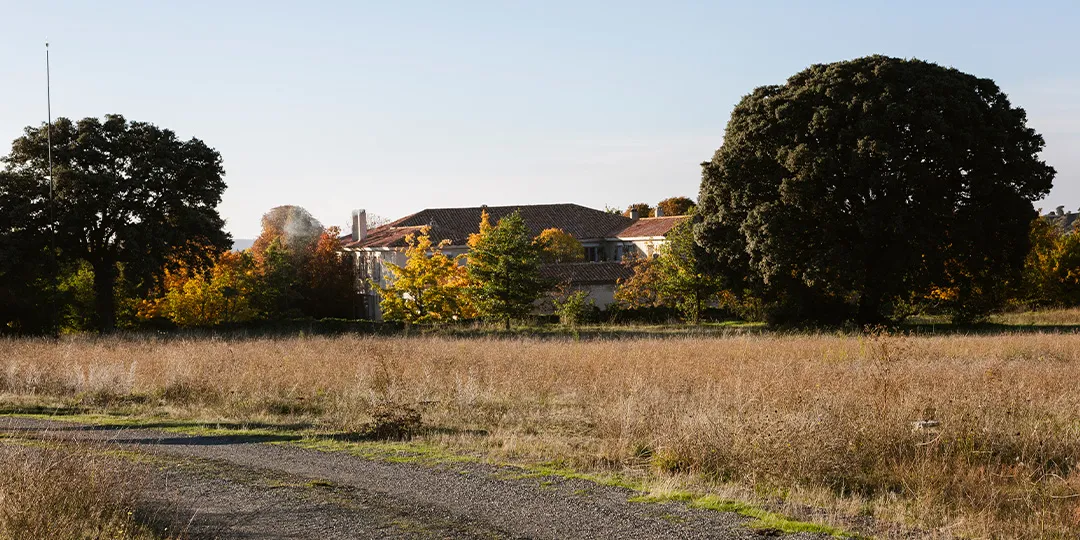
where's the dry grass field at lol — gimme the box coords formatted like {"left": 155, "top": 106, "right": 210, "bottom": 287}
{"left": 2, "top": 331, "right": 1080, "bottom": 538}
{"left": 0, "top": 444, "right": 167, "bottom": 540}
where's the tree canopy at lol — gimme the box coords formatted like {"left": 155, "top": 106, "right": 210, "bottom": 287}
{"left": 1, "top": 115, "right": 231, "bottom": 331}
{"left": 623, "top": 203, "right": 654, "bottom": 218}
{"left": 377, "top": 227, "right": 474, "bottom": 324}
{"left": 615, "top": 211, "right": 721, "bottom": 323}
{"left": 695, "top": 56, "right": 1055, "bottom": 323}
{"left": 657, "top": 197, "right": 695, "bottom": 216}
{"left": 534, "top": 228, "right": 584, "bottom": 263}
{"left": 251, "top": 205, "right": 323, "bottom": 265}
{"left": 467, "top": 211, "right": 547, "bottom": 328}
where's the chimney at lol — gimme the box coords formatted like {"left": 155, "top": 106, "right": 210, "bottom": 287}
{"left": 655, "top": 204, "right": 664, "bottom": 217}
{"left": 629, "top": 208, "right": 639, "bottom": 220}
{"left": 351, "top": 209, "right": 368, "bottom": 242}
{"left": 1057, "top": 206, "right": 1066, "bottom": 217}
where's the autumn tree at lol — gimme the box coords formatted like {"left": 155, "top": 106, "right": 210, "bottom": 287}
{"left": 1015, "top": 216, "right": 1080, "bottom": 308}
{"left": 534, "top": 228, "right": 584, "bottom": 263}
{"left": 467, "top": 211, "right": 547, "bottom": 329}
{"left": 377, "top": 227, "right": 474, "bottom": 324}
{"left": 302, "top": 226, "right": 360, "bottom": 319}
{"left": 1, "top": 115, "right": 231, "bottom": 331}
{"left": 657, "top": 197, "right": 695, "bottom": 216}
{"left": 614, "top": 255, "right": 669, "bottom": 309}
{"left": 251, "top": 205, "right": 323, "bottom": 265}
{"left": 696, "top": 56, "right": 1055, "bottom": 324}
{"left": 140, "top": 250, "right": 259, "bottom": 326}
{"left": 623, "top": 203, "right": 654, "bottom": 218}
{"left": 249, "top": 205, "right": 324, "bottom": 318}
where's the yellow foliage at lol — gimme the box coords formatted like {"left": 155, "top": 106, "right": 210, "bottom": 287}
{"left": 140, "top": 251, "right": 260, "bottom": 326}
{"left": 378, "top": 227, "right": 475, "bottom": 324}
{"left": 534, "top": 228, "right": 584, "bottom": 263}
{"left": 467, "top": 209, "right": 493, "bottom": 249}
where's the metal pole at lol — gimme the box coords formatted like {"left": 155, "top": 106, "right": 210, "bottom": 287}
{"left": 46, "top": 41, "right": 57, "bottom": 335}
{"left": 46, "top": 41, "right": 52, "bottom": 199}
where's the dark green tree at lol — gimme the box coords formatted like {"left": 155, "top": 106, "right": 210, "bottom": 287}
{"left": 695, "top": 56, "right": 1055, "bottom": 324}
{"left": 467, "top": 212, "right": 547, "bottom": 329}
{"left": 0, "top": 170, "right": 57, "bottom": 333}
{"left": 1, "top": 115, "right": 231, "bottom": 331}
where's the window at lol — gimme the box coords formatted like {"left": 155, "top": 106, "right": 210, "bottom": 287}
{"left": 584, "top": 246, "right": 598, "bottom": 262}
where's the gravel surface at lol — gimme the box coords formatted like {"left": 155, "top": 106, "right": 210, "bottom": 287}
{"left": 0, "top": 416, "right": 831, "bottom": 539}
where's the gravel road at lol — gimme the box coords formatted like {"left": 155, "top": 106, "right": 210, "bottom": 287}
{"left": 0, "top": 416, "right": 832, "bottom": 540}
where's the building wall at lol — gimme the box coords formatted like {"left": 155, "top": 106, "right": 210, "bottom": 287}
{"left": 582, "top": 283, "right": 617, "bottom": 310}
{"left": 353, "top": 249, "right": 408, "bottom": 320}
{"left": 352, "top": 235, "right": 666, "bottom": 320}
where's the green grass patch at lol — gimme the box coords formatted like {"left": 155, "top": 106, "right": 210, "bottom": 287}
{"left": 629, "top": 492, "right": 858, "bottom": 538}
{"left": 286, "top": 437, "right": 477, "bottom": 465}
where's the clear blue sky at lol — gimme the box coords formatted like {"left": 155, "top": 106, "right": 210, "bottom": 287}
{"left": 1, "top": 1, "right": 1077, "bottom": 238}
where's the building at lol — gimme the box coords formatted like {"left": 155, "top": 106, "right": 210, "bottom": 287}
{"left": 340, "top": 203, "right": 688, "bottom": 320}
{"left": 1045, "top": 206, "right": 1079, "bottom": 233}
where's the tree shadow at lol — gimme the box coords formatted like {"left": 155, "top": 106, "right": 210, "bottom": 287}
{"left": 901, "top": 322, "right": 1080, "bottom": 335}
{"left": 115, "top": 433, "right": 304, "bottom": 446}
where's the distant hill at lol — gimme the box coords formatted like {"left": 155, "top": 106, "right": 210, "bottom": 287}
{"left": 231, "top": 238, "right": 255, "bottom": 252}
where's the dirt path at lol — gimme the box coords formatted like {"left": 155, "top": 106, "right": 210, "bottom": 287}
{"left": 0, "top": 416, "right": 830, "bottom": 539}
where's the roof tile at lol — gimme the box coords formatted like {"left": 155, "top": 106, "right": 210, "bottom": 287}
{"left": 614, "top": 216, "right": 688, "bottom": 238}
{"left": 347, "top": 203, "right": 633, "bottom": 249}
{"left": 540, "top": 262, "right": 633, "bottom": 285}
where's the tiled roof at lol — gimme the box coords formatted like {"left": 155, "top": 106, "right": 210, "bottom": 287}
{"left": 540, "top": 262, "right": 633, "bottom": 285}
{"left": 1046, "top": 211, "right": 1079, "bottom": 234}
{"left": 345, "top": 203, "right": 632, "bottom": 249}
{"left": 346, "top": 225, "right": 426, "bottom": 249}
{"left": 614, "top": 216, "right": 688, "bottom": 238}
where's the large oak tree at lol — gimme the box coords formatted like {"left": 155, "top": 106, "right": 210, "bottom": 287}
{"left": 695, "top": 56, "right": 1055, "bottom": 323}
{"left": 1, "top": 115, "right": 230, "bottom": 331}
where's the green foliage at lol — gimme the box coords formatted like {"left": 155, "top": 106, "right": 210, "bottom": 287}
{"left": 243, "top": 209, "right": 357, "bottom": 321}
{"left": 1014, "top": 216, "right": 1080, "bottom": 308}
{"left": 467, "top": 212, "right": 548, "bottom": 328}
{"left": 614, "top": 213, "right": 722, "bottom": 324}
{"left": 553, "top": 290, "right": 593, "bottom": 326}
{"left": 695, "top": 56, "right": 1055, "bottom": 324}
{"left": 377, "top": 227, "right": 474, "bottom": 324}
{"left": 56, "top": 261, "right": 96, "bottom": 333}
{"left": 1, "top": 115, "right": 231, "bottom": 332}
{"left": 255, "top": 237, "right": 301, "bottom": 318}
{"left": 0, "top": 169, "right": 59, "bottom": 334}
{"left": 652, "top": 213, "right": 723, "bottom": 324}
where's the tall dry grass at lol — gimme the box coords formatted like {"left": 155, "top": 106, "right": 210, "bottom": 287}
{"left": 2, "top": 332, "right": 1080, "bottom": 537}
{"left": 0, "top": 444, "right": 169, "bottom": 539}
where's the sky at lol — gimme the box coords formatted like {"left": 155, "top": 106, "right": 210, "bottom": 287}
{"left": 1, "top": 1, "right": 1077, "bottom": 239}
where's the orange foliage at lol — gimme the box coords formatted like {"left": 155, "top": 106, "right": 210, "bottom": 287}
{"left": 139, "top": 250, "right": 260, "bottom": 326}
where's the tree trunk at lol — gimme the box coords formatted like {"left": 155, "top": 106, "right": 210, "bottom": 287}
{"left": 92, "top": 260, "right": 117, "bottom": 333}
{"left": 504, "top": 316, "right": 511, "bottom": 331}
